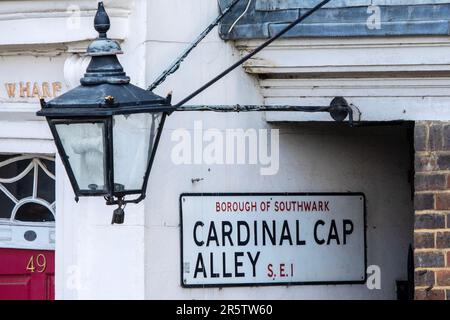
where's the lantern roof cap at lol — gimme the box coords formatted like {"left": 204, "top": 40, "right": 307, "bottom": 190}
{"left": 37, "top": 1, "right": 173, "bottom": 117}
{"left": 37, "top": 82, "right": 172, "bottom": 117}
{"left": 86, "top": 2, "right": 123, "bottom": 56}
{"left": 80, "top": 2, "right": 130, "bottom": 85}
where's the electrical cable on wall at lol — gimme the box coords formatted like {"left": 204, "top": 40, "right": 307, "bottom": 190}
{"left": 148, "top": 0, "right": 357, "bottom": 124}
{"left": 174, "top": 0, "right": 332, "bottom": 107}
{"left": 147, "top": 0, "right": 242, "bottom": 92}
{"left": 227, "top": 0, "right": 252, "bottom": 34}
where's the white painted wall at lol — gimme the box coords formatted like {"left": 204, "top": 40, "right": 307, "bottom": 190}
{"left": 0, "top": 0, "right": 419, "bottom": 300}
{"left": 141, "top": 1, "right": 413, "bottom": 299}
{"left": 0, "top": 0, "right": 149, "bottom": 301}
{"left": 54, "top": 0, "right": 148, "bottom": 300}
{"left": 146, "top": 120, "right": 414, "bottom": 299}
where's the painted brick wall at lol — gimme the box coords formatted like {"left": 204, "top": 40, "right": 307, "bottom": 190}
{"left": 414, "top": 121, "right": 450, "bottom": 300}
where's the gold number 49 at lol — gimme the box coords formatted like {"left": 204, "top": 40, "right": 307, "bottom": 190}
{"left": 26, "top": 254, "right": 47, "bottom": 273}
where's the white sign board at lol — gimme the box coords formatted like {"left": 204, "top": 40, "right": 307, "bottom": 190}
{"left": 180, "top": 193, "right": 366, "bottom": 287}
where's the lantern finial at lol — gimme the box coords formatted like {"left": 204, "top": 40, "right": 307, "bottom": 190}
{"left": 94, "top": 2, "right": 110, "bottom": 38}
{"left": 82, "top": 2, "right": 130, "bottom": 85}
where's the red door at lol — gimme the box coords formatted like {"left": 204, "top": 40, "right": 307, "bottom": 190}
{"left": 0, "top": 248, "right": 54, "bottom": 300}
{"left": 0, "top": 154, "right": 56, "bottom": 300}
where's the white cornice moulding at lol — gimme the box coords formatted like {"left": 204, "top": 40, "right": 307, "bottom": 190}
{"left": 263, "top": 77, "right": 450, "bottom": 122}
{"left": 0, "top": 0, "right": 131, "bottom": 47}
{"left": 0, "top": 44, "right": 67, "bottom": 56}
{"left": 0, "top": 0, "right": 131, "bottom": 16}
{"left": 236, "top": 37, "right": 450, "bottom": 75}
{"left": 234, "top": 37, "right": 450, "bottom": 122}
{"left": 0, "top": 138, "right": 56, "bottom": 154}
{"left": 0, "top": 103, "right": 47, "bottom": 122}
{"left": 0, "top": 119, "right": 52, "bottom": 140}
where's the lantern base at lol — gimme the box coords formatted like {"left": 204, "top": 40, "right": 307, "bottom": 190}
{"left": 111, "top": 207, "right": 125, "bottom": 225}
{"left": 105, "top": 194, "right": 146, "bottom": 224}
{"left": 108, "top": 195, "right": 126, "bottom": 224}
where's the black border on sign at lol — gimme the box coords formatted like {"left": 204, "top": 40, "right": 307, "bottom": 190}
{"left": 179, "top": 192, "right": 367, "bottom": 289}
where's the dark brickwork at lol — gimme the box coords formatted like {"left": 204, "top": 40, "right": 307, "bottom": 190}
{"left": 415, "top": 270, "right": 435, "bottom": 287}
{"left": 415, "top": 174, "right": 446, "bottom": 191}
{"left": 414, "top": 214, "right": 445, "bottom": 229}
{"left": 415, "top": 251, "right": 445, "bottom": 268}
{"left": 414, "top": 121, "right": 450, "bottom": 300}
{"left": 414, "top": 232, "right": 435, "bottom": 249}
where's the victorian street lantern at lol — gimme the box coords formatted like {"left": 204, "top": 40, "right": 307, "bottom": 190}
{"left": 37, "top": 0, "right": 347, "bottom": 224}
{"left": 37, "top": 2, "right": 174, "bottom": 223}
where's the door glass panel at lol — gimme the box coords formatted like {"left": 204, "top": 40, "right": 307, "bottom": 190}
{"left": 14, "top": 203, "right": 54, "bottom": 223}
{"left": 37, "top": 167, "right": 55, "bottom": 204}
{"left": 0, "top": 192, "right": 14, "bottom": 219}
{"left": 4, "top": 170, "right": 34, "bottom": 200}
{"left": 0, "top": 155, "right": 55, "bottom": 223}
{"left": 0, "top": 157, "right": 30, "bottom": 180}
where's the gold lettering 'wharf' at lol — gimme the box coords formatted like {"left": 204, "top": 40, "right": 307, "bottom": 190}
{"left": 4, "top": 82, "right": 62, "bottom": 99}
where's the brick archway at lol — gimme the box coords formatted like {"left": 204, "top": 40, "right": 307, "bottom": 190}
{"left": 414, "top": 122, "right": 450, "bottom": 300}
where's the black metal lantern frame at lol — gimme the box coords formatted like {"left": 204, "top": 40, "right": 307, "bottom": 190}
{"left": 37, "top": 2, "right": 174, "bottom": 214}
{"left": 44, "top": 114, "right": 169, "bottom": 203}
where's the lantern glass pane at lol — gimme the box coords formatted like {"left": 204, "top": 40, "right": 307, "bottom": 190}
{"left": 55, "top": 122, "right": 106, "bottom": 192}
{"left": 113, "top": 113, "right": 162, "bottom": 192}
